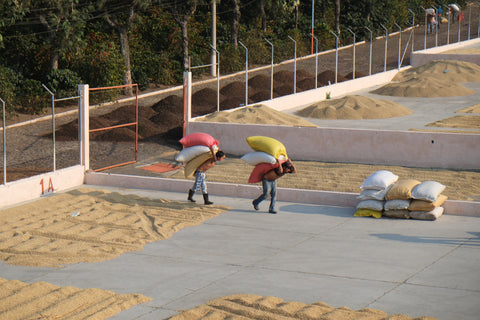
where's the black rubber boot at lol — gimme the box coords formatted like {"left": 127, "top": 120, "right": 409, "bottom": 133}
{"left": 188, "top": 189, "right": 196, "bottom": 202}
{"left": 203, "top": 193, "right": 213, "bottom": 205}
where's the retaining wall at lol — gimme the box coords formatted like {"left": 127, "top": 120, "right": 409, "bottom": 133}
{"left": 0, "top": 165, "right": 85, "bottom": 208}
{"left": 411, "top": 38, "right": 480, "bottom": 66}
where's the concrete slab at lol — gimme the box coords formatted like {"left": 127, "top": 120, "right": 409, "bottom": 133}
{"left": 283, "top": 81, "right": 480, "bottom": 132}
{"left": 1, "top": 185, "right": 479, "bottom": 320}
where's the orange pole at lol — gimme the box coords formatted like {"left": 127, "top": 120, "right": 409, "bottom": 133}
{"left": 88, "top": 83, "right": 139, "bottom": 171}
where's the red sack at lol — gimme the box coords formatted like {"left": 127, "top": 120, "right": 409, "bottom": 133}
{"left": 248, "top": 159, "right": 287, "bottom": 183}
{"left": 180, "top": 132, "right": 219, "bottom": 148}
{"left": 459, "top": 12, "right": 464, "bottom": 21}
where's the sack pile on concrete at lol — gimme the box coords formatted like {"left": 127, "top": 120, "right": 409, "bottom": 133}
{"left": 355, "top": 170, "right": 447, "bottom": 220}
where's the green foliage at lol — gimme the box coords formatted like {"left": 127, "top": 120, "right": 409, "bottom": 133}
{"left": 217, "top": 44, "right": 243, "bottom": 74}
{"left": 15, "top": 78, "right": 49, "bottom": 114}
{"left": 239, "top": 28, "right": 271, "bottom": 65}
{"left": 154, "top": 53, "right": 182, "bottom": 85}
{"left": 45, "top": 69, "right": 82, "bottom": 97}
{"left": 72, "top": 31, "right": 124, "bottom": 88}
{"left": 0, "top": 66, "right": 21, "bottom": 114}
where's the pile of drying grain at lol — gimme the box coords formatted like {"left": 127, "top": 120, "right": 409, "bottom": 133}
{"left": 295, "top": 95, "right": 412, "bottom": 119}
{"left": 196, "top": 104, "right": 317, "bottom": 126}
{"left": 371, "top": 60, "right": 480, "bottom": 97}
{"left": 169, "top": 294, "right": 438, "bottom": 320}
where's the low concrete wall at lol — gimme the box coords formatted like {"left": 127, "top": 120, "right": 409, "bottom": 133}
{"left": 0, "top": 165, "right": 85, "bottom": 209}
{"left": 260, "top": 69, "right": 401, "bottom": 111}
{"left": 187, "top": 122, "right": 480, "bottom": 170}
{"left": 411, "top": 38, "right": 480, "bottom": 67}
{"left": 84, "top": 172, "right": 480, "bottom": 216}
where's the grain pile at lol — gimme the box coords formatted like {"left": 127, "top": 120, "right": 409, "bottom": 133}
{"left": 0, "top": 277, "right": 151, "bottom": 320}
{"left": 0, "top": 188, "right": 229, "bottom": 267}
{"left": 168, "top": 294, "right": 437, "bottom": 320}
{"left": 371, "top": 60, "right": 480, "bottom": 97}
{"left": 196, "top": 104, "right": 317, "bottom": 126}
{"left": 295, "top": 95, "right": 412, "bottom": 119}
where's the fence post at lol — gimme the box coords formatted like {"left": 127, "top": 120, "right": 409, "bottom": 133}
{"left": 310, "top": 33, "right": 318, "bottom": 88}
{"left": 347, "top": 28, "right": 356, "bottom": 79}
{"left": 209, "top": 44, "right": 220, "bottom": 112}
{"left": 421, "top": 7, "right": 427, "bottom": 49}
{"left": 239, "top": 41, "right": 248, "bottom": 107}
{"left": 287, "top": 35, "right": 297, "bottom": 94}
{"left": 364, "top": 26, "right": 372, "bottom": 76}
{"left": 408, "top": 9, "right": 415, "bottom": 52}
{"left": 183, "top": 72, "right": 192, "bottom": 137}
{"left": 394, "top": 22, "right": 402, "bottom": 70}
{"left": 42, "top": 84, "right": 56, "bottom": 171}
{"left": 446, "top": 5, "right": 451, "bottom": 44}
{"left": 79, "top": 84, "right": 90, "bottom": 171}
{"left": 468, "top": 4, "right": 471, "bottom": 40}
{"left": 264, "top": 38, "right": 274, "bottom": 100}
{"left": 329, "top": 31, "right": 338, "bottom": 84}
{"left": 458, "top": 8, "right": 462, "bottom": 42}
{"left": 1, "top": 98, "right": 5, "bottom": 185}
{"left": 429, "top": 6, "right": 438, "bottom": 47}
{"left": 380, "top": 24, "right": 388, "bottom": 72}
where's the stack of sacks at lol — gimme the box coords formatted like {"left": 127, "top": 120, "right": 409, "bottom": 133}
{"left": 408, "top": 181, "right": 447, "bottom": 220}
{"left": 356, "top": 170, "right": 448, "bottom": 220}
{"left": 241, "top": 136, "right": 288, "bottom": 183}
{"left": 383, "top": 179, "right": 422, "bottom": 219}
{"left": 175, "top": 132, "right": 219, "bottom": 178}
{"left": 355, "top": 170, "right": 399, "bottom": 218}
{"left": 384, "top": 180, "right": 447, "bottom": 220}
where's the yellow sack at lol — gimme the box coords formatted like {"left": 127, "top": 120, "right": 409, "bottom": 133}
{"left": 354, "top": 208, "right": 382, "bottom": 219}
{"left": 184, "top": 151, "right": 212, "bottom": 178}
{"left": 246, "top": 136, "right": 288, "bottom": 159}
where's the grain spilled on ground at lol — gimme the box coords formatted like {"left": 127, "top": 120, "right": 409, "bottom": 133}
{"left": 0, "top": 277, "right": 151, "bottom": 320}
{"left": 168, "top": 294, "right": 438, "bottom": 320}
{"left": 0, "top": 188, "right": 229, "bottom": 268}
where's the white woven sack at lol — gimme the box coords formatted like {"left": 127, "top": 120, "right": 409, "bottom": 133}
{"left": 411, "top": 181, "right": 446, "bottom": 202}
{"left": 175, "top": 145, "right": 211, "bottom": 163}
{"left": 357, "top": 188, "right": 389, "bottom": 201}
{"left": 410, "top": 206, "right": 444, "bottom": 220}
{"left": 384, "top": 199, "right": 411, "bottom": 211}
{"left": 241, "top": 151, "right": 277, "bottom": 165}
{"left": 360, "top": 170, "right": 399, "bottom": 190}
{"left": 355, "top": 199, "right": 384, "bottom": 211}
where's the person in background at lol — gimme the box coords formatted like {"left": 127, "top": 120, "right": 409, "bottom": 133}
{"left": 427, "top": 12, "right": 435, "bottom": 34}
{"left": 252, "top": 159, "right": 296, "bottom": 214}
{"left": 448, "top": 4, "right": 458, "bottom": 23}
{"left": 188, "top": 150, "right": 226, "bottom": 205}
{"left": 437, "top": 5, "right": 443, "bottom": 28}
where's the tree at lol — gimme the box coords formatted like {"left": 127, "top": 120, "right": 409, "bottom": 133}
{"left": 230, "top": 0, "right": 240, "bottom": 48}
{"left": 34, "top": 0, "right": 91, "bottom": 71}
{"left": 334, "top": 0, "right": 340, "bottom": 35}
{"left": 0, "top": 0, "right": 29, "bottom": 47}
{"left": 1, "top": 0, "right": 89, "bottom": 72}
{"left": 260, "top": 0, "right": 266, "bottom": 31}
{"left": 98, "top": 0, "right": 151, "bottom": 96}
{"left": 168, "top": 0, "right": 197, "bottom": 71}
